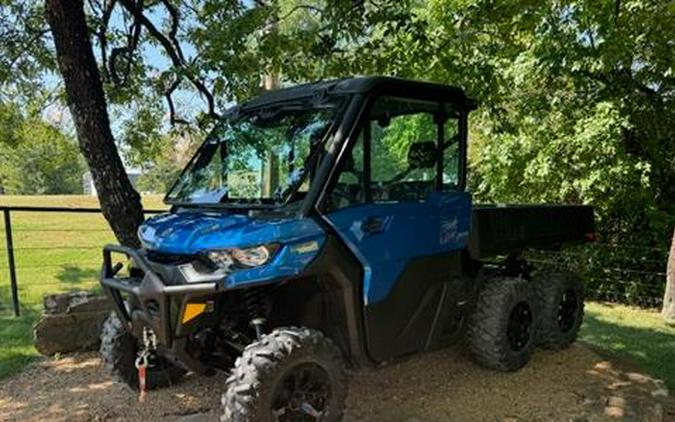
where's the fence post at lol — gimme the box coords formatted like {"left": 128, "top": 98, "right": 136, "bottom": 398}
{"left": 3, "top": 209, "right": 20, "bottom": 317}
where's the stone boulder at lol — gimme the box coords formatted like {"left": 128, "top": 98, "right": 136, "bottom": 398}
{"left": 33, "top": 292, "right": 113, "bottom": 356}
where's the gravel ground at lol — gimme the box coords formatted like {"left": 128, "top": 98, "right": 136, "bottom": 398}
{"left": 0, "top": 343, "right": 671, "bottom": 422}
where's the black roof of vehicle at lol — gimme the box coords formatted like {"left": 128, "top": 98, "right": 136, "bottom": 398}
{"left": 240, "top": 76, "right": 477, "bottom": 111}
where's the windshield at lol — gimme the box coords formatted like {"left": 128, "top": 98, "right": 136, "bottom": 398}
{"left": 165, "top": 101, "right": 344, "bottom": 206}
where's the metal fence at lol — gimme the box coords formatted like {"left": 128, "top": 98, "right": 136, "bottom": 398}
{"left": 0, "top": 206, "right": 163, "bottom": 317}
{"left": 528, "top": 241, "right": 668, "bottom": 308}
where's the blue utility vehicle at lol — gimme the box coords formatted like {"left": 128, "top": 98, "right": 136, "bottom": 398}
{"left": 100, "top": 77, "right": 595, "bottom": 421}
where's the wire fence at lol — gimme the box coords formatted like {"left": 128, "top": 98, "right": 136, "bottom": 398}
{"left": 526, "top": 241, "right": 668, "bottom": 308}
{"left": 0, "top": 206, "right": 164, "bottom": 317}
{"left": 0, "top": 205, "right": 670, "bottom": 317}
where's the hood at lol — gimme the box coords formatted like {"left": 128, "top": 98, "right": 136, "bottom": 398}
{"left": 138, "top": 210, "right": 324, "bottom": 255}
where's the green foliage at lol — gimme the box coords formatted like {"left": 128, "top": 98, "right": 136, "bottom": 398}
{"left": 472, "top": 102, "right": 652, "bottom": 224}
{"left": 0, "top": 102, "right": 23, "bottom": 146}
{"left": 135, "top": 133, "right": 199, "bottom": 194}
{"left": 0, "top": 105, "right": 84, "bottom": 195}
{"left": 136, "top": 154, "right": 183, "bottom": 195}
{"left": 119, "top": 99, "right": 166, "bottom": 165}
{"left": 0, "top": 0, "right": 55, "bottom": 101}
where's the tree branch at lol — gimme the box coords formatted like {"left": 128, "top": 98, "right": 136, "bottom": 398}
{"left": 158, "top": 0, "right": 184, "bottom": 62}
{"left": 93, "top": 0, "right": 117, "bottom": 82}
{"left": 118, "top": 0, "right": 219, "bottom": 119}
{"left": 165, "top": 77, "right": 189, "bottom": 125}
{"left": 109, "top": 2, "right": 143, "bottom": 86}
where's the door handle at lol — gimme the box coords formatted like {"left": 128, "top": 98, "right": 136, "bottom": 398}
{"left": 362, "top": 216, "right": 387, "bottom": 234}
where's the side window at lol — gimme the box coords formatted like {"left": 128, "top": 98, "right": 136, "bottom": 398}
{"left": 370, "top": 97, "right": 438, "bottom": 203}
{"left": 327, "top": 96, "right": 464, "bottom": 211}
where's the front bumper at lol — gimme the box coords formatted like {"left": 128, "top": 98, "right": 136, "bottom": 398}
{"left": 101, "top": 244, "right": 218, "bottom": 372}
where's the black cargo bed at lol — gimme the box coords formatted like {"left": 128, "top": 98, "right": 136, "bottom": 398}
{"left": 469, "top": 204, "right": 595, "bottom": 259}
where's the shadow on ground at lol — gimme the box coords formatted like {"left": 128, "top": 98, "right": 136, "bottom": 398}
{"left": 56, "top": 265, "right": 99, "bottom": 284}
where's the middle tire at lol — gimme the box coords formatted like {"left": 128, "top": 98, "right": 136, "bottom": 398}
{"left": 222, "top": 327, "right": 347, "bottom": 422}
{"left": 534, "top": 271, "right": 585, "bottom": 350}
{"left": 468, "top": 277, "right": 538, "bottom": 372}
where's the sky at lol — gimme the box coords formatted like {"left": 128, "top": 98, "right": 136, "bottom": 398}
{"left": 43, "top": 2, "right": 210, "bottom": 144}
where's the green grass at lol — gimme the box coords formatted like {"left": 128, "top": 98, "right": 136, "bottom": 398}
{"left": 581, "top": 302, "right": 675, "bottom": 389}
{"left": 0, "top": 195, "right": 166, "bottom": 379}
{"left": 1, "top": 196, "right": 674, "bottom": 391}
{"left": 0, "top": 312, "right": 38, "bottom": 379}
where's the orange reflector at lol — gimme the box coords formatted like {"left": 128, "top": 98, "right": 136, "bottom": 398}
{"left": 182, "top": 303, "right": 206, "bottom": 324}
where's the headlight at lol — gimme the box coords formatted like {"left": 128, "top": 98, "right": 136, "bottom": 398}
{"left": 206, "top": 244, "right": 279, "bottom": 270}
{"left": 231, "top": 245, "right": 273, "bottom": 267}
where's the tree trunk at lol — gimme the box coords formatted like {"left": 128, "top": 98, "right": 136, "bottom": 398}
{"left": 662, "top": 228, "right": 675, "bottom": 324}
{"left": 45, "top": 0, "right": 144, "bottom": 247}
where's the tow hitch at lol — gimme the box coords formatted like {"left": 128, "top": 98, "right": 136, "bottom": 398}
{"left": 134, "top": 327, "right": 157, "bottom": 402}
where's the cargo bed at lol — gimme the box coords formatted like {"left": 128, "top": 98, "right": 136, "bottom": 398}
{"left": 469, "top": 204, "right": 595, "bottom": 259}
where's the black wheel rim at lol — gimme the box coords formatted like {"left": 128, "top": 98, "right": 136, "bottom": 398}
{"left": 557, "top": 289, "right": 578, "bottom": 333}
{"left": 272, "top": 362, "right": 332, "bottom": 421}
{"left": 507, "top": 302, "right": 533, "bottom": 352}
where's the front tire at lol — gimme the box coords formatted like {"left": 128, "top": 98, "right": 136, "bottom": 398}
{"left": 222, "top": 327, "right": 347, "bottom": 422}
{"left": 468, "top": 277, "right": 538, "bottom": 372}
{"left": 534, "top": 271, "right": 585, "bottom": 350}
{"left": 99, "top": 313, "right": 186, "bottom": 391}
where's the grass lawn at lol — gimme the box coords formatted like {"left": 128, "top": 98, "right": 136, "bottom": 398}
{"left": 581, "top": 301, "right": 675, "bottom": 389}
{"left": 0, "top": 195, "right": 167, "bottom": 379}
{"left": 1, "top": 195, "right": 674, "bottom": 392}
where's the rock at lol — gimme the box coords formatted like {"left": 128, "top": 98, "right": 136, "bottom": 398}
{"left": 604, "top": 395, "right": 627, "bottom": 418}
{"left": 67, "top": 295, "right": 111, "bottom": 314}
{"left": 604, "top": 406, "right": 624, "bottom": 418}
{"left": 34, "top": 292, "right": 113, "bottom": 355}
{"left": 651, "top": 387, "right": 669, "bottom": 398}
{"left": 43, "top": 291, "right": 99, "bottom": 314}
{"left": 606, "top": 396, "right": 626, "bottom": 408}
{"left": 626, "top": 372, "right": 652, "bottom": 384}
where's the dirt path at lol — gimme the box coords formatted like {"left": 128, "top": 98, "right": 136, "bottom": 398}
{"left": 0, "top": 343, "right": 670, "bottom": 422}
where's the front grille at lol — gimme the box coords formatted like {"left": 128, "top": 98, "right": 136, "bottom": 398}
{"left": 145, "top": 250, "right": 194, "bottom": 265}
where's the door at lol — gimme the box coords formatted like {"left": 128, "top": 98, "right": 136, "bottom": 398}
{"left": 322, "top": 95, "right": 472, "bottom": 361}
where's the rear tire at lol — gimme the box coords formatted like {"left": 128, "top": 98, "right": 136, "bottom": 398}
{"left": 534, "top": 271, "right": 584, "bottom": 350}
{"left": 99, "top": 313, "right": 186, "bottom": 391}
{"left": 468, "top": 277, "right": 537, "bottom": 372}
{"left": 222, "top": 327, "right": 347, "bottom": 422}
